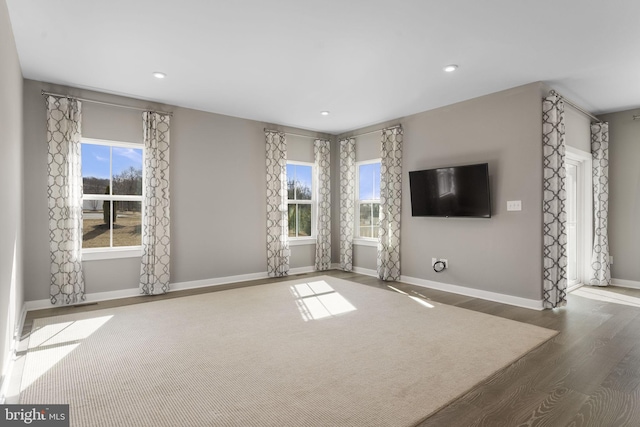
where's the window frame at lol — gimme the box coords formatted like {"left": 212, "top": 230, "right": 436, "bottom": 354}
{"left": 286, "top": 160, "right": 316, "bottom": 245}
{"left": 565, "top": 146, "right": 594, "bottom": 291}
{"left": 354, "top": 158, "right": 381, "bottom": 246}
{"left": 81, "top": 137, "right": 145, "bottom": 260}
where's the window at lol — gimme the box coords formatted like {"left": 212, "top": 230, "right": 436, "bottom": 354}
{"left": 356, "top": 160, "right": 381, "bottom": 239}
{"left": 287, "top": 162, "right": 315, "bottom": 239}
{"left": 81, "top": 138, "right": 144, "bottom": 255}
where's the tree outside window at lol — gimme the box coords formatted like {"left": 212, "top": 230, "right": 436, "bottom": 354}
{"left": 357, "top": 160, "right": 381, "bottom": 239}
{"left": 81, "top": 139, "right": 143, "bottom": 250}
{"left": 287, "top": 162, "right": 314, "bottom": 238}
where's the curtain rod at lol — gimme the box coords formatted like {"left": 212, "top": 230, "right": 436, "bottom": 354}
{"left": 41, "top": 90, "right": 173, "bottom": 116}
{"left": 263, "top": 128, "right": 330, "bottom": 140}
{"left": 264, "top": 124, "right": 401, "bottom": 140}
{"left": 339, "top": 124, "right": 401, "bottom": 139}
{"left": 549, "top": 90, "right": 599, "bottom": 123}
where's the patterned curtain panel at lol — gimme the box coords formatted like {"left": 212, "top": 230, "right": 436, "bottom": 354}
{"left": 140, "top": 112, "right": 171, "bottom": 295}
{"left": 265, "top": 131, "right": 290, "bottom": 277}
{"left": 339, "top": 138, "right": 355, "bottom": 271}
{"left": 47, "top": 96, "right": 85, "bottom": 305}
{"left": 590, "top": 122, "right": 611, "bottom": 286}
{"left": 314, "top": 139, "right": 331, "bottom": 271}
{"left": 378, "top": 126, "right": 403, "bottom": 281}
{"left": 542, "top": 95, "right": 567, "bottom": 308}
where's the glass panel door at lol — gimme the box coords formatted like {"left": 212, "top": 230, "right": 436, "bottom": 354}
{"left": 566, "top": 162, "right": 579, "bottom": 286}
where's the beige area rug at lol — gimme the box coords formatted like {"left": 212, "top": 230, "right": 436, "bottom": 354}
{"left": 20, "top": 276, "right": 556, "bottom": 426}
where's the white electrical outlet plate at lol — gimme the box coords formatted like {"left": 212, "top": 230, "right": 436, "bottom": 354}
{"left": 507, "top": 200, "right": 522, "bottom": 211}
{"left": 609, "top": 256, "right": 613, "bottom": 265}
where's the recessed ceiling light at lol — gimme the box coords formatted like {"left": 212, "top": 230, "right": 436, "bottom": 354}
{"left": 152, "top": 72, "right": 166, "bottom": 79}
{"left": 321, "top": 111, "right": 330, "bottom": 116}
{"left": 443, "top": 65, "right": 458, "bottom": 73}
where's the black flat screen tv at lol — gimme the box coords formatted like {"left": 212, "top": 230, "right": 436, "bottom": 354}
{"left": 409, "top": 163, "right": 491, "bottom": 218}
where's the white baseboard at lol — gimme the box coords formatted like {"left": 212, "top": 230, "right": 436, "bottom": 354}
{"left": 24, "top": 267, "right": 321, "bottom": 312}
{"left": 289, "top": 266, "right": 317, "bottom": 275}
{"left": 23, "top": 265, "right": 545, "bottom": 314}
{"left": 336, "top": 266, "right": 542, "bottom": 310}
{"left": 170, "top": 271, "right": 269, "bottom": 292}
{"left": 326, "top": 264, "right": 378, "bottom": 277}
{"left": 353, "top": 267, "right": 378, "bottom": 277}
{"left": 172, "top": 266, "right": 316, "bottom": 291}
{"left": 24, "top": 287, "right": 142, "bottom": 312}
{"left": 330, "top": 263, "right": 375, "bottom": 276}
{"left": 325, "top": 266, "right": 542, "bottom": 310}
{"left": 399, "top": 275, "right": 544, "bottom": 311}
{"left": 612, "top": 278, "right": 640, "bottom": 289}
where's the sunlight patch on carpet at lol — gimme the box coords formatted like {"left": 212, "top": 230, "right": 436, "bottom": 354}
{"left": 21, "top": 315, "right": 112, "bottom": 391}
{"left": 290, "top": 280, "right": 357, "bottom": 321}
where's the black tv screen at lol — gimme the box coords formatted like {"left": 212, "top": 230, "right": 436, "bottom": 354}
{"left": 409, "top": 163, "right": 491, "bottom": 218}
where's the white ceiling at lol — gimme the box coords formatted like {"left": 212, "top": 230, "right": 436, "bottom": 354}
{"left": 6, "top": 0, "right": 640, "bottom": 134}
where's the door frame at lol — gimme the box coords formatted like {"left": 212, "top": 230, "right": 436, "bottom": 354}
{"left": 565, "top": 146, "right": 593, "bottom": 291}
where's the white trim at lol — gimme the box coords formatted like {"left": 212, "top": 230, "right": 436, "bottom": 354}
{"left": 83, "top": 194, "right": 143, "bottom": 202}
{"left": 169, "top": 271, "right": 270, "bottom": 292}
{"left": 567, "top": 282, "right": 584, "bottom": 293}
{"left": 25, "top": 288, "right": 142, "bottom": 311}
{"left": 399, "top": 275, "right": 544, "bottom": 310}
{"left": 286, "top": 161, "right": 317, "bottom": 239}
{"left": 288, "top": 266, "right": 317, "bottom": 275}
{"left": 353, "top": 267, "right": 378, "bottom": 277}
{"left": 0, "top": 305, "right": 27, "bottom": 404}
{"left": 356, "top": 158, "right": 382, "bottom": 167}
{"left": 22, "top": 266, "right": 545, "bottom": 317}
{"left": 81, "top": 137, "right": 145, "bottom": 252}
{"left": 82, "top": 137, "right": 143, "bottom": 148}
{"left": 353, "top": 238, "right": 377, "bottom": 247}
{"left": 286, "top": 160, "right": 314, "bottom": 167}
{"left": 565, "top": 148, "right": 593, "bottom": 287}
{"left": 565, "top": 159, "right": 581, "bottom": 287}
{"left": 355, "top": 159, "right": 381, "bottom": 239}
{"left": 612, "top": 278, "right": 640, "bottom": 289}
{"left": 83, "top": 248, "right": 142, "bottom": 261}
{"left": 24, "top": 267, "right": 321, "bottom": 312}
{"left": 288, "top": 238, "right": 316, "bottom": 246}
{"left": 322, "top": 267, "right": 542, "bottom": 311}
{"left": 565, "top": 146, "right": 591, "bottom": 161}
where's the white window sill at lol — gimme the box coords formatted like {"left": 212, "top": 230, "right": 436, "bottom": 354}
{"left": 83, "top": 248, "right": 143, "bottom": 261}
{"left": 353, "top": 238, "right": 378, "bottom": 247}
{"left": 289, "top": 238, "right": 316, "bottom": 246}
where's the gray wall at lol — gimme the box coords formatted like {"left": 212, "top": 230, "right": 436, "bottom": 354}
{"left": 338, "top": 83, "right": 547, "bottom": 300}
{"left": 599, "top": 108, "right": 640, "bottom": 283}
{"left": 565, "top": 104, "right": 592, "bottom": 152}
{"left": 19, "top": 76, "right": 606, "bottom": 305}
{"left": 0, "top": 0, "right": 24, "bottom": 393}
{"left": 23, "top": 79, "right": 329, "bottom": 301}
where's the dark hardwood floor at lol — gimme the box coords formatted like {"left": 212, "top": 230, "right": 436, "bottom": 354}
{"left": 19, "top": 270, "right": 640, "bottom": 426}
